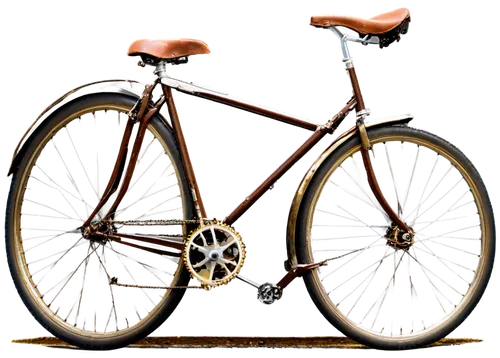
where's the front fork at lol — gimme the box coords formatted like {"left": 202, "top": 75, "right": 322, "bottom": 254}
{"left": 347, "top": 63, "right": 414, "bottom": 238}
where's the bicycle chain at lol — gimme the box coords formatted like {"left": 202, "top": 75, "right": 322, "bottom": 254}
{"left": 105, "top": 219, "right": 214, "bottom": 291}
{"left": 105, "top": 219, "right": 214, "bottom": 226}
{"left": 114, "top": 282, "right": 199, "bottom": 291}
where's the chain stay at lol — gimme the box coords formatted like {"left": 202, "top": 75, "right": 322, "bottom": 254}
{"left": 104, "top": 219, "right": 214, "bottom": 290}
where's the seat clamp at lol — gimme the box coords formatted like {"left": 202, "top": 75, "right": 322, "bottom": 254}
{"left": 343, "top": 58, "right": 354, "bottom": 69}
{"left": 154, "top": 63, "right": 168, "bottom": 78}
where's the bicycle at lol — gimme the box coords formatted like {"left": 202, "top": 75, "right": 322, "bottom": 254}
{"left": 5, "top": 7, "right": 495, "bottom": 350}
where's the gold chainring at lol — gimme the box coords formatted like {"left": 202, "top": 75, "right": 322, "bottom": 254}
{"left": 183, "top": 221, "right": 245, "bottom": 287}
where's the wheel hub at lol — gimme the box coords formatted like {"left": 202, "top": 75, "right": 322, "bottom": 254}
{"left": 385, "top": 223, "right": 414, "bottom": 250}
{"left": 81, "top": 220, "right": 115, "bottom": 245}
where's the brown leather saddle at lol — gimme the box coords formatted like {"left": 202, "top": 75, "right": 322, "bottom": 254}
{"left": 128, "top": 39, "right": 210, "bottom": 65}
{"left": 126, "top": 6, "right": 410, "bottom": 63}
{"left": 309, "top": 6, "right": 411, "bottom": 35}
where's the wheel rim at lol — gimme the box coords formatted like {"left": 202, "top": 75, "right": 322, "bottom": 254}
{"left": 307, "top": 132, "right": 490, "bottom": 340}
{"left": 13, "top": 102, "right": 186, "bottom": 337}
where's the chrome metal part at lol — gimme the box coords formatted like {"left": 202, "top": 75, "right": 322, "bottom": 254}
{"left": 257, "top": 283, "right": 282, "bottom": 305}
{"left": 236, "top": 275, "right": 260, "bottom": 289}
{"left": 154, "top": 62, "right": 168, "bottom": 77}
{"left": 329, "top": 26, "right": 379, "bottom": 63}
{"left": 356, "top": 108, "right": 371, "bottom": 120}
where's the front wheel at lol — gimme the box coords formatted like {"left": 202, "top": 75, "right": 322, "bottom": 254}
{"left": 6, "top": 93, "right": 194, "bottom": 349}
{"left": 296, "top": 126, "right": 495, "bottom": 349}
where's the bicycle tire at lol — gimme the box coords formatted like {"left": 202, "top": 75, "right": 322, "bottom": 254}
{"left": 296, "top": 125, "right": 496, "bottom": 350}
{"left": 4, "top": 92, "right": 194, "bottom": 350}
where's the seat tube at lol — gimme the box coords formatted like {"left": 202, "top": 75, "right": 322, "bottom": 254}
{"left": 162, "top": 84, "right": 207, "bottom": 223}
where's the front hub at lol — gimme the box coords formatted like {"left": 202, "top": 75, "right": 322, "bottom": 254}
{"left": 385, "top": 223, "right": 414, "bottom": 250}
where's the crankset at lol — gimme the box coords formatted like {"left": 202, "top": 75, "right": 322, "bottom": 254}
{"left": 184, "top": 222, "right": 246, "bottom": 287}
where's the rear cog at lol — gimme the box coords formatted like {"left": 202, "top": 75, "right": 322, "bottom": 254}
{"left": 184, "top": 222, "right": 245, "bottom": 287}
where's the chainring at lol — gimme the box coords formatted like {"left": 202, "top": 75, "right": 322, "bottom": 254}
{"left": 183, "top": 222, "right": 245, "bottom": 287}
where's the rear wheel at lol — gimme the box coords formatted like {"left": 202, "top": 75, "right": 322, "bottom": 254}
{"left": 6, "top": 93, "right": 194, "bottom": 349}
{"left": 297, "top": 126, "right": 495, "bottom": 349}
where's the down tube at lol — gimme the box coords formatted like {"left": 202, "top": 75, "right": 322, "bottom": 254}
{"left": 224, "top": 99, "right": 357, "bottom": 225}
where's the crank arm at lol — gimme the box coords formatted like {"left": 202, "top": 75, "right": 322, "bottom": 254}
{"left": 235, "top": 274, "right": 261, "bottom": 289}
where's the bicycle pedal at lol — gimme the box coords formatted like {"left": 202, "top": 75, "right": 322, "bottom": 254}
{"left": 257, "top": 282, "right": 282, "bottom": 305}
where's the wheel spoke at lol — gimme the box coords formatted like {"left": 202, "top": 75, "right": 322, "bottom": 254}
{"left": 129, "top": 150, "right": 170, "bottom": 192}
{"left": 135, "top": 192, "right": 180, "bottom": 219}
{"left": 36, "top": 164, "right": 87, "bottom": 216}
{"left": 115, "top": 167, "right": 175, "bottom": 218}
{"left": 23, "top": 232, "right": 81, "bottom": 253}
{"left": 318, "top": 199, "right": 373, "bottom": 229}
{"left": 104, "top": 244, "right": 174, "bottom": 282}
{"left": 107, "top": 242, "right": 155, "bottom": 306}
{"left": 415, "top": 258, "right": 454, "bottom": 308}
{"left": 64, "top": 246, "right": 93, "bottom": 324}
{"left": 415, "top": 179, "right": 464, "bottom": 227}
{"left": 408, "top": 165, "right": 452, "bottom": 224}
{"left": 329, "top": 180, "right": 385, "bottom": 215}
{"left": 362, "top": 253, "right": 400, "bottom": 325}
{"left": 27, "top": 237, "right": 88, "bottom": 274}
{"left": 402, "top": 145, "right": 419, "bottom": 214}
{"left": 52, "top": 142, "right": 92, "bottom": 210}
{"left": 10, "top": 101, "right": 191, "bottom": 344}
{"left": 384, "top": 145, "right": 403, "bottom": 208}
{"left": 24, "top": 198, "right": 81, "bottom": 223}
{"left": 306, "top": 130, "right": 488, "bottom": 344}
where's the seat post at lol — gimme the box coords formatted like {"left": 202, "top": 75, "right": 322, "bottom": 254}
{"left": 153, "top": 61, "right": 168, "bottom": 78}
{"left": 330, "top": 27, "right": 368, "bottom": 116}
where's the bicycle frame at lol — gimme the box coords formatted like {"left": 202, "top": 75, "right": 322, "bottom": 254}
{"left": 6, "top": 25, "right": 413, "bottom": 290}
{"left": 74, "top": 67, "right": 412, "bottom": 290}
{"left": 161, "top": 77, "right": 357, "bottom": 225}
